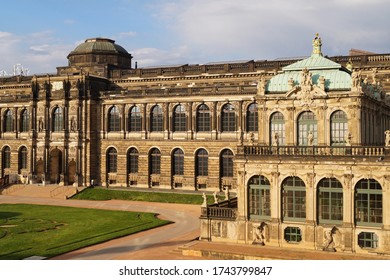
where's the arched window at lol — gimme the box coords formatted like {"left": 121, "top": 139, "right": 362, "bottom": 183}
{"left": 221, "top": 103, "right": 236, "bottom": 132}
{"left": 196, "top": 104, "right": 211, "bottom": 132}
{"left": 282, "top": 176, "right": 306, "bottom": 221}
{"left": 330, "top": 110, "right": 348, "bottom": 146}
{"left": 20, "top": 109, "right": 30, "bottom": 132}
{"left": 298, "top": 111, "right": 317, "bottom": 145}
{"left": 355, "top": 179, "right": 382, "bottom": 226}
{"left": 220, "top": 149, "right": 233, "bottom": 177}
{"left": 108, "top": 106, "right": 120, "bottom": 132}
{"left": 4, "top": 109, "right": 14, "bottom": 132}
{"left": 172, "top": 148, "right": 184, "bottom": 176}
{"left": 52, "top": 107, "right": 63, "bottom": 132}
{"left": 149, "top": 148, "right": 161, "bottom": 174}
{"left": 150, "top": 105, "right": 163, "bottom": 132}
{"left": 107, "top": 147, "right": 117, "bottom": 173}
{"left": 196, "top": 148, "right": 208, "bottom": 177}
{"left": 246, "top": 103, "right": 258, "bottom": 132}
{"left": 173, "top": 104, "right": 187, "bottom": 132}
{"left": 18, "top": 146, "right": 28, "bottom": 171}
{"left": 2, "top": 146, "right": 11, "bottom": 169}
{"left": 270, "top": 112, "right": 285, "bottom": 145}
{"left": 128, "top": 148, "right": 139, "bottom": 174}
{"left": 128, "top": 106, "right": 142, "bottom": 132}
{"left": 318, "top": 178, "right": 343, "bottom": 224}
{"left": 248, "top": 175, "right": 271, "bottom": 219}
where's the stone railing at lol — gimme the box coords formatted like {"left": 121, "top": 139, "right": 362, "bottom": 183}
{"left": 241, "top": 145, "right": 386, "bottom": 157}
{"left": 201, "top": 197, "right": 237, "bottom": 220}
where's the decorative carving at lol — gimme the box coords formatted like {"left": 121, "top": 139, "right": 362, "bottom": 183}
{"left": 257, "top": 75, "right": 266, "bottom": 95}
{"left": 322, "top": 226, "right": 338, "bottom": 252}
{"left": 385, "top": 130, "right": 390, "bottom": 146}
{"left": 252, "top": 222, "right": 267, "bottom": 245}
{"left": 351, "top": 69, "right": 362, "bottom": 91}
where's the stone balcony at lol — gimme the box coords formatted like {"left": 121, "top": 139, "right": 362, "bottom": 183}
{"left": 239, "top": 145, "right": 387, "bottom": 158}
{"left": 200, "top": 197, "right": 238, "bottom": 221}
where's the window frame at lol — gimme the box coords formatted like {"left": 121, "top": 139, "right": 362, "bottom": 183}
{"left": 149, "top": 148, "right": 161, "bottom": 175}
{"left": 107, "top": 147, "right": 118, "bottom": 173}
{"left": 196, "top": 148, "right": 208, "bottom": 177}
{"left": 128, "top": 106, "right": 142, "bottom": 132}
{"left": 108, "top": 106, "right": 121, "bottom": 132}
{"left": 246, "top": 103, "right": 258, "bottom": 132}
{"left": 355, "top": 179, "right": 382, "bottom": 226}
{"left": 52, "top": 107, "right": 63, "bottom": 132}
{"left": 330, "top": 110, "right": 348, "bottom": 146}
{"left": 150, "top": 105, "right": 163, "bottom": 132}
{"left": 317, "top": 178, "right": 343, "bottom": 224}
{"left": 282, "top": 176, "right": 306, "bottom": 222}
{"left": 297, "top": 111, "right": 317, "bottom": 146}
{"left": 248, "top": 175, "right": 271, "bottom": 220}
{"left": 173, "top": 104, "right": 187, "bottom": 132}
{"left": 270, "top": 112, "right": 285, "bottom": 145}
{"left": 221, "top": 103, "right": 236, "bottom": 132}
{"left": 128, "top": 148, "right": 139, "bottom": 174}
{"left": 196, "top": 104, "right": 211, "bottom": 132}
{"left": 172, "top": 148, "right": 184, "bottom": 176}
{"left": 20, "top": 109, "right": 30, "bottom": 133}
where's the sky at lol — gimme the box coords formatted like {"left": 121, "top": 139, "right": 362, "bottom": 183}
{"left": 1, "top": 0, "right": 390, "bottom": 75}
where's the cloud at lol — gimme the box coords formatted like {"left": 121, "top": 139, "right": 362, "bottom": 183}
{"left": 118, "top": 31, "right": 137, "bottom": 38}
{"left": 131, "top": 45, "right": 190, "bottom": 67}
{"left": 149, "top": 0, "right": 390, "bottom": 62}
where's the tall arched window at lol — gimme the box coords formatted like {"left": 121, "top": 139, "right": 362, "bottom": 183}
{"left": 127, "top": 148, "right": 139, "bottom": 174}
{"left": 108, "top": 106, "right": 120, "bottom": 132}
{"left": 150, "top": 105, "right": 163, "bottom": 132}
{"left": 196, "top": 148, "right": 208, "bottom": 177}
{"left": 128, "top": 106, "right": 142, "bottom": 132}
{"left": 298, "top": 111, "right": 317, "bottom": 145}
{"left": 20, "top": 109, "right": 30, "bottom": 132}
{"left": 107, "top": 147, "right": 117, "bottom": 173}
{"left": 330, "top": 110, "right": 348, "bottom": 146}
{"left": 270, "top": 112, "right": 285, "bottom": 145}
{"left": 18, "top": 146, "right": 28, "bottom": 171}
{"left": 196, "top": 104, "right": 211, "bottom": 132}
{"left": 173, "top": 104, "right": 187, "bottom": 132}
{"left": 2, "top": 146, "right": 11, "bottom": 169}
{"left": 355, "top": 179, "right": 382, "bottom": 226}
{"left": 248, "top": 175, "right": 271, "bottom": 219}
{"left": 221, "top": 103, "right": 236, "bottom": 132}
{"left": 172, "top": 148, "right": 184, "bottom": 176}
{"left": 246, "top": 103, "right": 258, "bottom": 132}
{"left": 149, "top": 148, "right": 161, "bottom": 174}
{"left": 220, "top": 149, "right": 233, "bottom": 178}
{"left": 4, "top": 109, "right": 14, "bottom": 132}
{"left": 282, "top": 176, "right": 306, "bottom": 221}
{"left": 318, "top": 178, "right": 343, "bottom": 224}
{"left": 52, "top": 107, "right": 63, "bottom": 132}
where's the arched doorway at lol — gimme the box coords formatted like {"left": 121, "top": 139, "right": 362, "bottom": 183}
{"left": 36, "top": 158, "right": 44, "bottom": 183}
{"left": 49, "top": 148, "right": 62, "bottom": 184}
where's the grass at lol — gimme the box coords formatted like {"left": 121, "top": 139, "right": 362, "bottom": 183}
{"left": 0, "top": 204, "right": 170, "bottom": 260}
{"left": 72, "top": 187, "right": 217, "bottom": 204}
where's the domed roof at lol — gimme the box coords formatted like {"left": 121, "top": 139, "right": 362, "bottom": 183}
{"left": 68, "top": 38, "right": 130, "bottom": 57}
{"left": 266, "top": 34, "right": 352, "bottom": 92}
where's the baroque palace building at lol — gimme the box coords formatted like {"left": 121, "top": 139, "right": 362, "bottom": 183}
{"left": 1, "top": 35, "right": 390, "bottom": 255}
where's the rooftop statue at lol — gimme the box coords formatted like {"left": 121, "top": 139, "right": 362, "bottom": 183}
{"left": 312, "top": 33, "right": 323, "bottom": 56}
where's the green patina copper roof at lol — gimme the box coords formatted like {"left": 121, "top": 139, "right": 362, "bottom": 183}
{"left": 69, "top": 38, "right": 130, "bottom": 56}
{"left": 266, "top": 34, "right": 352, "bottom": 92}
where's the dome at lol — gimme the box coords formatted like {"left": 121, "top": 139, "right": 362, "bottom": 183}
{"left": 68, "top": 38, "right": 130, "bottom": 57}
{"left": 66, "top": 37, "right": 133, "bottom": 71}
{"left": 266, "top": 34, "right": 351, "bottom": 92}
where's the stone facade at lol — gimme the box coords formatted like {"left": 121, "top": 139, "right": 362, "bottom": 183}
{"left": 1, "top": 35, "right": 390, "bottom": 255}
{"left": 199, "top": 35, "right": 390, "bottom": 256}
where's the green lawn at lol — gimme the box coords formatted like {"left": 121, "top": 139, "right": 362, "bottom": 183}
{"left": 72, "top": 188, "right": 216, "bottom": 204}
{"left": 0, "top": 204, "right": 170, "bottom": 260}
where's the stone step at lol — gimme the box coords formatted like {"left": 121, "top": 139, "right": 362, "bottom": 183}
{"left": 0, "top": 184, "right": 80, "bottom": 199}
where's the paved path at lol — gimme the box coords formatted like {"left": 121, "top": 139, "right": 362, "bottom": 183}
{"left": 0, "top": 195, "right": 202, "bottom": 260}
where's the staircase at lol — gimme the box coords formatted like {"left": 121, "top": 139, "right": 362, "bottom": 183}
{"left": 0, "top": 184, "right": 81, "bottom": 199}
